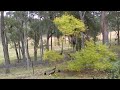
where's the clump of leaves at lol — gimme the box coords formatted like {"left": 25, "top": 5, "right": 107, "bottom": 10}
{"left": 106, "top": 60, "right": 120, "bottom": 79}
{"left": 43, "top": 50, "right": 63, "bottom": 62}
{"left": 67, "top": 40, "right": 117, "bottom": 72}
{"left": 53, "top": 13, "right": 86, "bottom": 36}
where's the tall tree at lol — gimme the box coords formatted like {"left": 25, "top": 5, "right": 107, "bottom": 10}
{"left": 1, "top": 11, "right": 10, "bottom": 73}
{"left": 5, "top": 12, "right": 22, "bottom": 62}
{"left": 13, "top": 11, "right": 30, "bottom": 69}
{"left": 54, "top": 14, "right": 86, "bottom": 51}
{"left": 101, "top": 11, "right": 109, "bottom": 45}
{"left": 79, "top": 11, "right": 86, "bottom": 48}
{"left": 108, "top": 11, "right": 120, "bottom": 45}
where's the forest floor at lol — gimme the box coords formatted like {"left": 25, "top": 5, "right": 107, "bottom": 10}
{"left": 0, "top": 44, "right": 119, "bottom": 79}
{"left": 0, "top": 36, "right": 120, "bottom": 79}
{"left": 0, "top": 63, "right": 109, "bottom": 79}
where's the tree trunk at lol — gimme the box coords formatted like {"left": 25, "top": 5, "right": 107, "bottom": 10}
{"left": 110, "top": 31, "right": 111, "bottom": 46}
{"left": 51, "top": 33, "right": 53, "bottom": 50}
{"left": 40, "top": 32, "right": 43, "bottom": 61}
{"left": 118, "top": 28, "right": 119, "bottom": 45}
{"left": 4, "top": 31, "right": 10, "bottom": 63}
{"left": 26, "top": 38, "right": 31, "bottom": 61}
{"left": 24, "top": 30, "right": 30, "bottom": 70}
{"left": 117, "top": 19, "right": 120, "bottom": 45}
{"left": 61, "top": 38, "right": 63, "bottom": 54}
{"left": 75, "top": 35, "right": 78, "bottom": 51}
{"left": 46, "top": 34, "right": 49, "bottom": 50}
{"left": 18, "top": 41, "right": 22, "bottom": 60}
{"left": 101, "top": 11, "right": 109, "bottom": 45}
{"left": 1, "top": 11, "right": 10, "bottom": 74}
{"left": 24, "top": 22, "right": 30, "bottom": 70}
{"left": 14, "top": 41, "right": 20, "bottom": 63}
{"left": 19, "top": 21, "right": 26, "bottom": 62}
{"left": 34, "top": 32, "right": 37, "bottom": 61}
{"left": 21, "top": 33, "right": 26, "bottom": 62}
{"left": 79, "top": 11, "right": 86, "bottom": 49}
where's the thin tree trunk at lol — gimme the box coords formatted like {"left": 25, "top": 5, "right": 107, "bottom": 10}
{"left": 79, "top": 11, "right": 86, "bottom": 49}
{"left": 18, "top": 41, "right": 22, "bottom": 60}
{"left": 24, "top": 29, "right": 30, "bottom": 70}
{"left": 46, "top": 34, "right": 49, "bottom": 50}
{"left": 1, "top": 11, "right": 10, "bottom": 74}
{"left": 20, "top": 21, "right": 26, "bottom": 62}
{"left": 14, "top": 41, "right": 20, "bottom": 63}
{"left": 61, "top": 38, "right": 63, "bottom": 54}
{"left": 5, "top": 33, "right": 10, "bottom": 63}
{"left": 117, "top": 20, "right": 120, "bottom": 45}
{"left": 26, "top": 38, "right": 31, "bottom": 61}
{"left": 34, "top": 33, "right": 37, "bottom": 61}
{"left": 40, "top": 32, "right": 43, "bottom": 61}
{"left": 118, "top": 28, "right": 119, "bottom": 45}
{"left": 51, "top": 33, "right": 52, "bottom": 50}
{"left": 21, "top": 33, "right": 26, "bottom": 62}
{"left": 4, "top": 32, "right": 10, "bottom": 64}
{"left": 109, "top": 31, "right": 111, "bottom": 46}
{"left": 75, "top": 35, "right": 78, "bottom": 51}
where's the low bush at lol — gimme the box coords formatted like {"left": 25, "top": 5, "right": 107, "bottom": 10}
{"left": 67, "top": 40, "right": 117, "bottom": 72}
{"left": 43, "top": 50, "right": 63, "bottom": 62}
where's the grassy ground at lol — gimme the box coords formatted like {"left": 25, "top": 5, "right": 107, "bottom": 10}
{"left": 0, "top": 38, "right": 119, "bottom": 79}
{"left": 0, "top": 64, "right": 109, "bottom": 79}
{"left": 0, "top": 38, "right": 71, "bottom": 64}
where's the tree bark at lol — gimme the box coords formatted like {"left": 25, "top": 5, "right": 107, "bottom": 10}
{"left": 26, "top": 38, "right": 31, "bottom": 61}
{"left": 21, "top": 33, "right": 26, "bottom": 62}
{"left": 118, "top": 27, "right": 119, "bottom": 45}
{"left": 34, "top": 32, "right": 37, "bottom": 61}
{"left": 101, "top": 11, "right": 109, "bottom": 45}
{"left": 61, "top": 38, "right": 63, "bottom": 54}
{"left": 24, "top": 22, "right": 30, "bottom": 70}
{"left": 46, "top": 34, "right": 49, "bottom": 50}
{"left": 1, "top": 11, "right": 10, "bottom": 74}
{"left": 14, "top": 41, "right": 20, "bottom": 63}
{"left": 20, "top": 21, "right": 26, "bottom": 62}
{"left": 40, "top": 32, "right": 43, "bottom": 61}
{"left": 51, "top": 33, "right": 53, "bottom": 50}
{"left": 18, "top": 41, "right": 22, "bottom": 60}
{"left": 116, "top": 13, "right": 120, "bottom": 45}
{"left": 79, "top": 11, "right": 86, "bottom": 49}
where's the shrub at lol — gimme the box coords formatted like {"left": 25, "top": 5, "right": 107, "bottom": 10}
{"left": 106, "top": 60, "right": 120, "bottom": 79}
{"left": 43, "top": 50, "right": 63, "bottom": 62}
{"left": 67, "top": 40, "right": 117, "bottom": 72}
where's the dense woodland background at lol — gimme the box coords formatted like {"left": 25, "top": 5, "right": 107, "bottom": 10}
{"left": 0, "top": 11, "right": 120, "bottom": 79}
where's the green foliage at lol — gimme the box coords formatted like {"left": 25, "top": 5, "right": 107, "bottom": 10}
{"left": 43, "top": 50, "right": 63, "bottom": 62}
{"left": 67, "top": 40, "right": 117, "bottom": 72}
{"left": 4, "top": 16, "right": 21, "bottom": 43}
{"left": 84, "top": 11, "right": 100, "bottom": 40}
{"left": 53, "top": 14, "right": 86, "bottom": 36}
{"left": 106, "top": 60, "right": 120, "bottom": 79}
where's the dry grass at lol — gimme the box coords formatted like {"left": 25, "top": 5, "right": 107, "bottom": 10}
{"left": 0, "top": 64, "right": 109, "bottom": 79}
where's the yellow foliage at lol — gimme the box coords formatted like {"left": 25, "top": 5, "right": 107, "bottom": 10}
{"left": 67, "top": 40, "right": 117, "bottom": 71}
{"left": 43, "top": 50, "right": 63, "bottom": 62}
{"left": 53, "top": 14, "right": 86, "bottom": 36}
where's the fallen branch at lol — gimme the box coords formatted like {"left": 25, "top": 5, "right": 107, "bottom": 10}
{"left": 44, "top": 66, "right": 61, "bottom": 75}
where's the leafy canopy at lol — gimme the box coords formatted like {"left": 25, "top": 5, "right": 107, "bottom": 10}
{"left": 53, "top": 14, "right": 86, "bottom": 36}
